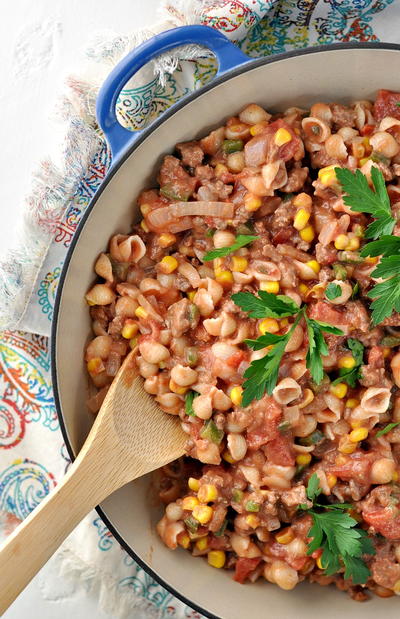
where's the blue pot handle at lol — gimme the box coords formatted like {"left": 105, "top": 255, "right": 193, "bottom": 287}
{"left": 96, "top": 25, "right": 250, "bottom": 161}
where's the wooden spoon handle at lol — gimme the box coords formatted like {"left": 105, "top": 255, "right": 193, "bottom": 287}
{"left": 0, "top": 454, "right": 106, "bottom": 614}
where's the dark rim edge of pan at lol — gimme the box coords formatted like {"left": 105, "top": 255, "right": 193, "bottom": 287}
{"left": 51, "top": 41, "right": 400, "bottom": 619}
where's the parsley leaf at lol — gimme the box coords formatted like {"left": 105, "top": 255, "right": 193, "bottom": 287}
{"left": 335, "top": 167, "right": 395, "bottom": 239}
{"left": 185, "top": 391, "right": 198, "bottom": 416}
{"left": 368, "top": 274, "right": 400, "bottom": 325}
{"left": 360, "top": 235, "right": 400, "bottom": 258}
{"left": 332, "top": 339, "right": 364, "bottom": 387}
{"left": 325, "top": 282, "right": 342, "bottom": 301}
{"left": 203, "top": 235, "right": 258, "bottom": 261}
{"left": 232, "top": 290, "right": 300, "bottom": 319}
{"left": 241, "top": 327, "right": 296, "bottom": 407}
{"left": 376, "top": 422, "right": 400, "bottom": 437}
{"left": 301, "top": 474, "right": 375, "bottom": 585}
{"left": 305, "top": 317, "right": 344, "bottom": 384}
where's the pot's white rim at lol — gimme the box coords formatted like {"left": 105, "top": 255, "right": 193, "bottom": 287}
{"left": 51, "top": 41, "right": 400, "bottom": 618}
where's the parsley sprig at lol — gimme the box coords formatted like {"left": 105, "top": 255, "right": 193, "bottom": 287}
{"left": 325, "top": 282, "right": 341, "bottom": 301}
{"left": 361, "top": 238, "right": 400, "bottom": 324}
{"left": 203, "top": 234, "right": 258, "bottom": 261}
{"left": 232, "top": 291, "right": 343, "bottom": 406}
{"left": 331, "top": 339, "right": 364, "bottom": 387}
{"left": 300, "top": 474, "right": 375, "bottom": 585}
{"left": 335, "top": 167, "right": 395, "bottom": 239}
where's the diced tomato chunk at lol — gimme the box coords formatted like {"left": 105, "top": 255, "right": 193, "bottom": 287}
{"left": 266, "top": 433, "right": 295, "bottom": 466}
{"left": 363, "top": 507, "right": 400, "bottom": 540}
{"left": 374, "top": 89, "right": 400, "bottom": 122}
{"left": 226, "top": 351, "right": 246, "bottom": 368}
{"left": 360, "top": 124, "right": 375, "bottom": 136}
{"left": 246, "top": 397, "right": 282, "bottom": 450}
{"left": 234, "top": 558, "right": 262, "bottom": 583}
{"left": 307, "top": 301, "right": 348, "bottom": 326}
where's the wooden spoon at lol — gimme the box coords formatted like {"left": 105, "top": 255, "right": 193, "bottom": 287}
{"left": 0, "top": 350, "right": 186, "bottom": 614}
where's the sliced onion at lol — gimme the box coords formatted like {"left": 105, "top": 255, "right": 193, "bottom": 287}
{"left": 244, "top": 134, "right": 269, "bottom": 166}
{"left": 137, "top": 293, "right": 163, "bottom": 322}
{"left": 170, "top": 202, "right": 234, "bottom": 218}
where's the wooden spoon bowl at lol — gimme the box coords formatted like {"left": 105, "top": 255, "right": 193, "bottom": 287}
{"left": 0, "top": 349, "right": 186, "bottom": 614}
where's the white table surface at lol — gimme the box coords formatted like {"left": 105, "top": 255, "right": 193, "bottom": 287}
{"left": 1, "top": 1, "right": 160, "bottom": 617}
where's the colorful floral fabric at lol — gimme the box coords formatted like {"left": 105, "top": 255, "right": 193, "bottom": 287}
{"left": 1, "top": 0, "right": 398, "bottom": 616}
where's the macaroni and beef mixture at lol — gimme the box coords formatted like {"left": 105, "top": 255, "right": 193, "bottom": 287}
{"left": 85, "top": 90, "right": 400, "bottom": 600}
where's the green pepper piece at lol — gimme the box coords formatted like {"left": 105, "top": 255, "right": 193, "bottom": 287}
{"left": 184, "top": 516, "right": 199, "bottom": 533}
{"left": 245, "top": 500, "right": 260, "bottom": 512}
{"left": 222, "top": 139, "right": 243, "bottom": 154}
{"left": 337, "top": 251, "right": 363, "bottom": 264}
{"left": 232, "top": 489, "right": 244, "bottom": 503}
{"left": 278, "top": 421, "right": 291, "bottom": 434}
{"left": 160, "top": 183, "right": 190, "bottom": 201}
{"left": 185, "top": 391, "right": 198, "bottom": 417}
{"left": 332, "top": 263, "right": 348, "bottom": 280}
{"left": 206, "top": 228, "right": 216, "bottom": 237}
{"left": 381, "top": 336, "right": 400, "bottom": 348}
{"left": 185, "top": 347, "right": 198, "bottom": 367}
{"left": 298, "top": 430, "right": 325, "bottom": 446}
{"left": 200, "top": 420, "right": 224, "bottom": 444}
{"left": 370, "top": 152, "right": 390, "bottom": 165}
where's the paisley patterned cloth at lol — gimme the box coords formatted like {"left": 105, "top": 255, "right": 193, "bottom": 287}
{"left": 1, "top": 0, "right": 399, "bottom": 616}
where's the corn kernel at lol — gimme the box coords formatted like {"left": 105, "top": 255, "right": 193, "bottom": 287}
{"left": 259, "top": 318, "right": 280, "bottom": 335}
{"left": 182, "top": 496, "right": 200, "bottom": 511}
{"left": 244, "top": 194, "right": 262, "bottom": 212}
{"left": 274, "top": 128, "right": 292, "bottom": 146}
{"left": 187, "top": 290, "right": 196, "bottom": 302}
{"left": 222, "top": 449, "right": 235, "bottom": 463}
{"left": 330, "top": 383, "right": 348, "bottom": 399}
{"left": 327, "top": 474, "right": 337, "bottom": 489}
{"left": 299, "top": 225, "right": 315, "bottom": 243}
{"left": 306, "top": 260, "right": 320, "bottom": 274}
{"left": 141, "top": 220, "right": 149, "bottom": 232}
{"left": 359, "top": 156, "right": 370, "bottom": 167}
{"left": 349, "top": 427, "right": 369, "bottom": 443}
{"left": 318, "top": 165, "right": 337, "bottom": 186}
{"left": 336, "top": 454, "right": 347, "bottom": 466}
{"left": 195, "top": 536, "right": 209, "bottom": 552}
{"left": 346, "top": 398, "right": 359, "bottom": 409}
{"left": 299, "top": 283, "right": 308, "bottom": 295}
{"left": 293, "top": 192, "right": 312, "bottom": 209}
{"left": 87, "top": 357, "right": 104, "bottom": 375}
{"left": 393, "top": 471, "right": 399, "bottom": 483}
{"left": 159, "top": 255, "right": 178, "bottom": 274}
{"left": 296, "top": 453, "right": 312, "bottom": 466}
{"left": 207, "top": 550, "right": 226, "bottom": 568}
{"left": 339, "top": 436, "right": 357, "bottom": 454}
{"left": 169, "top": 379, "right": 188, "bottom": 395}
{"left": 230, "top": 386, "right": 243, "bottom": 407}
{"left": 129, "top": 337, "right": 138, "bottom": 349}
{"left": 245, "top": 514, "right": 260, "bottom": 529}
{"left": 250, "top": 122, "right": 268, "bottom": 136}
{"left": 215, "top": 270, "right": 234, "bottom": 286}
{"left": 192, "top": 505, "right": 213, "bottom": 524}
{"left": 121, "top": 321, "right": 139, "bottom": 339}
{"left": 383, "top": 347, "right": 391, "bottom": 359}
{"left": 316, "top": 556, "right": 324, "bottom": 570}
{"left": 178, "top": 533, "right": 191, "bottom": 549}
{"left": 140, "top": 203, "right": 151, "bottom": 216}
{"left": 215, "top": 163, "right": 228, "bottom": 178}
{"left": 188, "top": 477, "right": 200, "bottom": 492}
{"left": 365, "top": 256, "right": 379, "bottom": 265}
{"left": 280, "top": 318, "right": 289, "bottom": 328}
{"left": 334, "top": 234, "right": 349, "bottom": 250}
{"left": 135, "top": 306, "right": 148, "bottom": 320}
{"left": 231, "top": 256, "right": 248, "bottom": 272}
{"left": 198, "top": 484, "right": 218, "bottom": 503}
{"left": 293, "top": 208, "right": 311, "bottom": 231}
{"left": 347, "top": 237, "right": 360, "bottom": 251}
{"left": 338, "top": 356, "right": 356, "bottom": 370}
{"left": 158, "top": 233, "right": 176, "bottom": 248}
{"left": 393, "top": 579, "right": 400, "bottom": 594}
{"left": 275, "top": 528, "right": 294, "bottom": 545}
{"left": 260, "top": 280, "right": 280, "bottom": 294}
